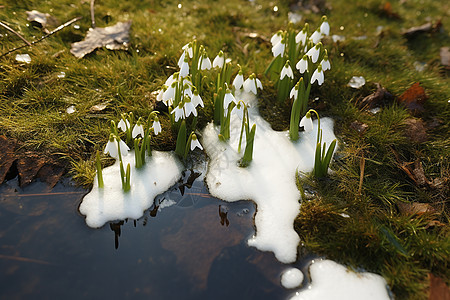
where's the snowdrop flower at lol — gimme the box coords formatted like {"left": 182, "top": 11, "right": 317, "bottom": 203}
{"left": 290, "top": 81, "right": 300, "bottom": 100}
{"left": 213, "top": 51, "right": 225, "bottom": 68}
{"left": 156, "top": 88, "right": 164, "bottom": 102}
{"left": 223, "top": 89, "right": 236, "bottom": 110}
{"left": 232, "top": 69, "right": 244, "bottom": 90}
{"left": 182, "top": 42, "right": 193, "bottom": 58}
{"left": 311, "top": 65, "right": 324, "bottom": 85}
{"left": 280, "top": 61, "right": 294, "bottom": 80}
{"left": 310, "top": 30, "right": 322, "bottom": 44}
{"left": 300, "top": 111, "right": 313, "bottom": 132}
{"left": 171, "top": 102, "right": 185, "bottom": 122}
{"left": 295, "top": 25, "right": 308, "bottom": 45}
{"left": 164, "top": 73, "right": 178, "bottom": 87}
{"left": 243, "top": 74, "right": 262, "bottom": 95}
{"left": 104, "top": 134, "right": 130, "bottom": 158}
{"left": 177, "top": 51, "right": 186, "bottom": 68}
{"left": 183, "top": 83, "right": 193, "bottom": 98}
{"left": 163, "top": 82, "right": 176, "bottom": 106}
{"left": 320, "top": 16, "right": 330, "bottom": 36}
{"left": 270, "top": 30, "right": 283, "bottom": 46}
{"left": 271, "top": 38, "right": 286, "bottom": 57}
{"left": 132, "top": 119, "right": 145, "bottom": 138}
{"left": 180, "top": 58, "right": 189, "bottom": 77}
{"left": 190, "top": 133, "right": 203, "bottom": 151}
{"left": 118, "top": 118, "right": 130, "bottom": 132}
{"left": 198, "top": 54, "right": 212, "bottom": 70}
{"left": 306, "top": 43, "right": 321, "bottom": 63}
{"left": 296, "top": 55, "right": 309, "bottom": 74}
{"left": 152, "top": 116, "right": 161, "bottom": 135}
{"left": 232, "top": 101, "right": 245, "bottom": 119}
{"left": 191, "top": 90, "right": 204, "bottom": 108}
{"left": 320, "top": 52, "right": 331, "bottom": 71}
{"left": 184, "top": 97, "right": 197, "bottom": 117}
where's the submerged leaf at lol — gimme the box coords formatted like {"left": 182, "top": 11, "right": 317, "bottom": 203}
{"left": 70, "top": 21, "right": 132, "bottom": 58}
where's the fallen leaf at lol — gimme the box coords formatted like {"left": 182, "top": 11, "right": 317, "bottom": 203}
{"left": 397, "top": 202, "right": 437, "bottom": 215}
{"left": 381, "top": 2, "right": 401, "bottom": 19}
{"left": 358, "top": 83, "right": 394, "bottom": 109}
{"left": 0, "top": 136, "right": 17, "bottom": 183}
{"left": 440, "top": 47, "right": 450, "bottom": 68}
{"left": 398, "top": 82, "right": 427, "bottom": 114}
{"left": 16, "top": 153, "right": 46, "bottom": 187}
{"left": 89, "top": 102, "right": 108, "bottom": 112}
{"left": 428, "top": 273, "right": 450, "bottom": 300}
{"left": 350, "top": 120, "right": 369, "bottom": 135}
{"left": 402, "top": 21, "right": 442, "bottom": 38}
{"left": 70, "top": 21, "right": 132, "bottom": 58}
{"left": 403, "top": 118, "right": 428, "bottom": 144}
{"left": 26, "top": 10, "right": 59, "bottom": 31}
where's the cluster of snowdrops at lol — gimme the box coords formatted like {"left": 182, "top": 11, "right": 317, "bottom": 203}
{"left": 97, "top": 16, "right": 336, "bottom": 191}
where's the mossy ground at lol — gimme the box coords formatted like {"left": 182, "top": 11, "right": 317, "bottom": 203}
{"left": 1, "top": 0, "right": 448, "bottom": 299}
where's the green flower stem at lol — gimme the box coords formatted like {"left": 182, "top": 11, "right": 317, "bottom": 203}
{"left": 95, "top": 150, "right": 104, "bottom": 188}
{"left": 175, "top": 120, "right": 187, "bottom": 158}
{"left": 240, "top": 123, "right": 256, "bottom": 167}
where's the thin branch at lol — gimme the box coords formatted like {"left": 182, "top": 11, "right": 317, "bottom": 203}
{"left": 358, "top": 151, "right": 365, "bottom": 196}
{"left": 0, "top": 16, "right": 82, "bottom": 58}
{"left": 90, "top": 0, "right": 96, "bottom": 28}
{"left": 0, "top": 21, "right": 32, "bottom": 46}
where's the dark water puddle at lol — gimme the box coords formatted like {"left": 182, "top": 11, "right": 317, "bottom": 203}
{"left": 0, "top": 172, "right": 311, "bottom": 300}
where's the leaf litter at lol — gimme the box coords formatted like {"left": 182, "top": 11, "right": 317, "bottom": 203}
{"left": 70, "top": 21, "right": 132, "bottom": 58}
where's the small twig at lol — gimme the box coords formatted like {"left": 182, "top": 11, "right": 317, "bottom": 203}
{"left": 358, "top": 151, "right": 365, "bottom": 196}
{"left": 90, "top": 0, "right": 96, "bottom": 28}
{"left": 0, "top": 16, "right": 82, "bottom": 58}
{"left": 0, "top": 21, "right": 32, "bottom": 46}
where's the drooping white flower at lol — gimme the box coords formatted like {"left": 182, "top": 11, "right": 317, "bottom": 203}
{"left": 320, "top": 53, "right": 331, "bottom": 71}
{"left": 132, "top": 123, "right": 145, "bottom": 138}
{"left": 162, "top": 82, "right": 176, "bottom": 106}
{"left": 280, "top": 62, "right": 294, "bottom": 80}
{"left": 270, "top": 30, "right": 283, "bottom": 46}
{"left": 183, "top": 83, "right": 193, "bottom": 98}
{"left": 171, "top": 102, "right": 185, "bottom": 122}
{"left": 180, "top": 58, "right": 189, "bottom": 77}
{"left": 104, "top": 134, "right": 130, "bottom": 158}
{"left": 295, "top": 29, "right": 307, "bottom": 45}
{"left": 177, "top": 51, "right": 186, "bottom": 68}
{"left": 152, "top": 117, "right": 161, "bottom": 135}
{"left": 182, "top": 42, "right": 193, "bottom": 58}
{"left": 223, "top": 90, "right": 236, "bottom": 110}
{"left": 306, "top": 43, "right": 321, "bottom": 63}
{"left": 191, "top": 90, "right": 204, "bottom": 108}
{"left": 232, "top": 101, "right": 245, "bottom": 119}
{"left": 290, "top": 82, "right": 299, "bottom": 100}
{"left": 311, "top": 66, "right": 324, "bottom": 85}
{"left": 156, "top": 89, "right": 164, "bottom": 102}
{"left": 310, "top": 30, "right": 322, "bottom": 44}
{"left": 164, "top": 73, "right": 178, "bottom": 87}
{"left": 300, "top": 111, "right": 313, "bottom": 132}
{"left": 213, "top": 51, "right": 225, "bottom": 68}
{"left": 271, "top": 39, "right": 286, "bottom": 57}
{"left": 199, "top": 56, "right": 212, "bottom": 70}
{"left": 232, "top": 71, "right": 244, "bottom": 90}
{"left": 190, "top": 133, "right": 203, "bottom": 151}
{"left": 184, "top": 97, "right": 197, "bottom": 117}
{"left": 243, "top": 74, "right": 263, "bottom": 95}
{"left": 296, "top": 55, "right": 309, "bottom": 74}
{"left": 320, "top": 17, "right": 330, "bottom": 36}
{"left": 118, "top": 118, "right": 130, "bottom": 132}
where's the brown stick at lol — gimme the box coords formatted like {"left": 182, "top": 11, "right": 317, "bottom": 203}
{"left": 358, "top": 151, "right": 365, "bottom": 195}
{"left": 0, "top": 254, "right": 53, "bottom": 265}
{"left": 0, "top": 16, "right": 82, "bottom": 58}
{"left": 90, "top": 0, "right": 96, "bottom": 28}
{"left": 0, "top": 21, "right": 31, "bottom": 46}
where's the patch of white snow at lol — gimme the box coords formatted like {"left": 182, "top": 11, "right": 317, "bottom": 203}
{"left": 281, "top": 268, "right": 304, "bottom": 289}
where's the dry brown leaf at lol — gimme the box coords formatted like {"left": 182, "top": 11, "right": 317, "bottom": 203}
{"left": 26, "top": 10, "right": 59, "bottom": 30}
{"left": 89, "top": 102, "right": 108, "bottom": 112}
{"left": 398, "top": 82, "right": 427, "bottom": 114}
{"left": 381, "top": 2, "right": 401, "bottom": 19}
{"left": 350, "top": 120, "right": 369, "bottom": 135}
{"left": 397, "top": 202, "right": 437, "bottom": 215}
{"left": 70, "top": 21, "right": 132, "bottom": 58}
{"left": 428, "top": 273, "right": 450, "bottom": 300}
{"left": 403, "top": 118, "right": 428, "bottom": 144}
{"left": 403, "top": 21, "right": 442, "bottom": 38}
{"left": 358, "top": 83, "right": 394, "bottom": 109}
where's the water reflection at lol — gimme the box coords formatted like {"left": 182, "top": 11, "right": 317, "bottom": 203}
{"left": 0, "top": 172, "right": 302, "bottom": 299}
